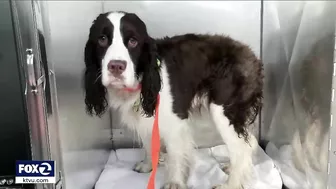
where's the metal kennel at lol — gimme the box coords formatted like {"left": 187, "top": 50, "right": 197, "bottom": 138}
{"left": 0, "top": 1, "right": 335, "bottom": 189}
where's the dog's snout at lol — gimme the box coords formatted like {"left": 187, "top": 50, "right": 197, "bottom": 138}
{"left": 108, "top": 60, "right": 126, "bottom": 76}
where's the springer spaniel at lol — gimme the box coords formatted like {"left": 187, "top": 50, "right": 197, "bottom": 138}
{"left": 83, "top": 11, "right": 263, "bottom": 189}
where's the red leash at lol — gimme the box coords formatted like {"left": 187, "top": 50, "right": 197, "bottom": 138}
{"left": 147, "top": 94, "right": 161, "bottom": 189}
{"left": 123, "top": 84, "right": 161, "bottom": 189}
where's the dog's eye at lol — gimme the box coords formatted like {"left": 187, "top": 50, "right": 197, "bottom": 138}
{"left": 128, "top": 38, "right": 138, "bottom": 48}
{"left": 98, "top": 35, "right": 108, "bottom": 47}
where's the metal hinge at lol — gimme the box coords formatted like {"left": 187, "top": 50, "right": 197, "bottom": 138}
{"left": 26, "top": 49, "right": 45, "bottom": 94}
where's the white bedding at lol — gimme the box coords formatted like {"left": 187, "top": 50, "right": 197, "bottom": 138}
{"left": 265, "top": 142, "right": 328, "bottom": 189}
{"left": 95, "top": 145, "right": 282, "bottom": 189}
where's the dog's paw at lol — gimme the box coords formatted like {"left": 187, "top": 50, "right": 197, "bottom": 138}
{"left": 219, "top": 162, "right": 231, "bottom": 174}
{"left": 161, "top": 183, "right": 187, "bottom": 189}
{"left": 133, "top": 160, "right": 152, "bottom": 173}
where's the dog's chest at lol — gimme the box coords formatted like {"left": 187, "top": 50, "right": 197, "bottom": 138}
{"left": 118, "top": 105, "right": 154, "bottom": 131}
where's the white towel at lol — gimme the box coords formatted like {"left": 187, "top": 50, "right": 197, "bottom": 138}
{"left": 95, "top": 145, "right": 282, "bottom": 189}
{"left": 265, "top": 142, "right": 329, "bottom": 189}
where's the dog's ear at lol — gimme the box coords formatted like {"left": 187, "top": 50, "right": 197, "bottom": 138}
{"left": 83, "top": 39, "right": 108, "bottom": 117}
{"left": 139, "top": 37, "right": 162, "bottom": 117}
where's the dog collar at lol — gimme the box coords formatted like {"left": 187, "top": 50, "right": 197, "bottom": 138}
{"left": 123, "top": 84, "right": 141, "bottom": 92}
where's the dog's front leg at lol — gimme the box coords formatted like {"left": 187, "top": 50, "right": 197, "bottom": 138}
{"left": 133, "top": 123, "right": 153, "bottom": 173}
{"left": 161, "top": 120, "right": 194, "bottom": 189}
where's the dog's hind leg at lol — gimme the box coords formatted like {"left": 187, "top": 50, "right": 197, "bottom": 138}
{"left": 209, "top": 103, "right": 257, "bottom": 189}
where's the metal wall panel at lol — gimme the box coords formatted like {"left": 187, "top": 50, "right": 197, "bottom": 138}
{"left": 262, "top": 1, "right": 336, "bottom": 189}
{"left": 11, "top": 0, "right": 48, "bottom": 165}
{"left": 8, "top": 0, "right": 65, "bottom": 188}
{"left": 33, "top": 1, "right": 65, "bottom": 186}
{"left": 103, "top": 0, "right": 262, "bottom": 148}
{"left": 46, "top": 1, "right": 111, "bottom": 189}
{"left": 328, "top": 27, "right": 336, "bottom": 189}
{"left": 0, "top": 1, "right": 33, "bottom": 187}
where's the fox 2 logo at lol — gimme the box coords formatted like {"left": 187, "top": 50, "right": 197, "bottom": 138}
{"left": 16, "top": 161, "right": 55, "bottom": 177}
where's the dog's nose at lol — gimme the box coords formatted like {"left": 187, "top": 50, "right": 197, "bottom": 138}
{"left": 108, "top": 60, "right": 126, "bottom": 76}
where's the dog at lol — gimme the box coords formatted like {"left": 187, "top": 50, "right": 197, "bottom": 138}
{"left": 83, "top": 11, "right": 263, "bottom": 189}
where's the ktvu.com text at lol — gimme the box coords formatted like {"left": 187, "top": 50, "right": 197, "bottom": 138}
{"left": 15, "top": 160, "right": 56, "bottom": 184}
{"left": 15, "top": 177, "right": 55, "bottom": 184}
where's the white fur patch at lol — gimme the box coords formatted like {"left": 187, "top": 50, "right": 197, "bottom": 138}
{"left": 102, "top": 12, "right": 136, "bottom": 88}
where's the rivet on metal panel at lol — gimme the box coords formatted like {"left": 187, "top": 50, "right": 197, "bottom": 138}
{"left": 331, "top": 114, "right": 333, "bottom": 128}
{"left": 49, "top": 69, "right": 55, "bottom": 76}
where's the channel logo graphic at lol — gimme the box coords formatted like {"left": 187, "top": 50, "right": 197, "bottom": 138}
{"left": 15, "top": 160, "right": 56, "bottom": 184}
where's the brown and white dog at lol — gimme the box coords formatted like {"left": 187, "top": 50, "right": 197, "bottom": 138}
{"left": 83, "top": 11, "right": 263, "bottom": 189}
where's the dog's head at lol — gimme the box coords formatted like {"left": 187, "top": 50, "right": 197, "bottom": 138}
{"left": 84, "top": 11, "right": 161, "bottom": 117}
